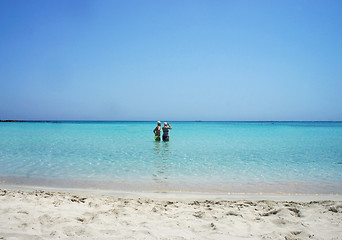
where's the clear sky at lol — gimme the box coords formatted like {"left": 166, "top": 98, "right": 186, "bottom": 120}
{"left": 1, "top": 0, "right": 341, "bottom": 121}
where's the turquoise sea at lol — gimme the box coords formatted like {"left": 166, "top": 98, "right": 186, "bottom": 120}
{"left": 0, "top": 121, "right": 341, "bottom": 193}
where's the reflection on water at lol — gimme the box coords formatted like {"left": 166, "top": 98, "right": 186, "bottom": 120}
{"left": 152, "top": 141, "right": 171, "bottom": 183}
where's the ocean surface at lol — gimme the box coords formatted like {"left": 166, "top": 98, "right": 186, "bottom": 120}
{"left": 0, "top": 121, "right": 342, "bottom": 193}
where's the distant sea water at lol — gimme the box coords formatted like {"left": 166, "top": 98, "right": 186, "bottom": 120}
{"left": 0, "top": 121, "right": 342, "bottom": 194}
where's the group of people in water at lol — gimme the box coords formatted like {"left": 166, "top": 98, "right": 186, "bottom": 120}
{"left": 153, "top": 121, "right": 172, "bottom": 141}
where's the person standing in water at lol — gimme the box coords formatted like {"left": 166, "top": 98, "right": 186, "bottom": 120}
{"left": 162, "top": 122, "right": 172, "bottom": 141}
{"left": 153, "top": 121, "right": 162, "bottom": 141}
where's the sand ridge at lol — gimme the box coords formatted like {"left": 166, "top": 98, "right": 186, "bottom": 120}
{"left": 0, "top": 189, "right": 341, "bottom": 239}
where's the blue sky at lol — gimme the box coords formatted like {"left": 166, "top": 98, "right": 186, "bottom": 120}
{"left": 1, "top": 0, "right": 341, "bottom": 121}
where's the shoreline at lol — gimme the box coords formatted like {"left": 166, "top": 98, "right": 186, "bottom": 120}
{"left": 1, "top": 175, "right": 342, "bottom": 197}
{"left": 1, "top": 183, "right": 342, "bottom": 201}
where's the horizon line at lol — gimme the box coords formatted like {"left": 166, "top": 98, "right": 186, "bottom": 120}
{"left": 1, "top": 120, "right": 342, "bottom": 123}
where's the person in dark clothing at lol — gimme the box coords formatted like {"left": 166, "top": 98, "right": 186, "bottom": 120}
{"left": 162, "top": 122, "right": 172, "bottom": 141}
{"left": 153, "top": 121, "right": 162, "bottom": 141}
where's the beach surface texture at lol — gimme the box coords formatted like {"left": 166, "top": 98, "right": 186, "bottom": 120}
{"left": 0, "top": 188, "right": 341, "bottom": 240}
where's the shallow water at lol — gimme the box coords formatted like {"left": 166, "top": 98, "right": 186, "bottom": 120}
{"left": 0, "top": 121, "right": 341, "bottom": 193}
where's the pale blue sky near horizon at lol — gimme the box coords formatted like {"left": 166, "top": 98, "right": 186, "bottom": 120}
{"left": 1, "top": 0, "right": 342, "bottom": 121}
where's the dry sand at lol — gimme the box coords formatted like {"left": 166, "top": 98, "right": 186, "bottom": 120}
{"left": 0, "top": 188, "right": 341, "bottom": 240}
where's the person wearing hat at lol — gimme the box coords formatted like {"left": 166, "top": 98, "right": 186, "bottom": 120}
{"left": 153, "top": 121, "right": 162, "bottom": 141}
{"left": 162, "top": 122, "right": 172, "bottom": 141}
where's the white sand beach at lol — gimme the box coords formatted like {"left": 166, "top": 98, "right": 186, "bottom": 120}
{"left": 0, "top": 188, "right": 341, "bottom": 240}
